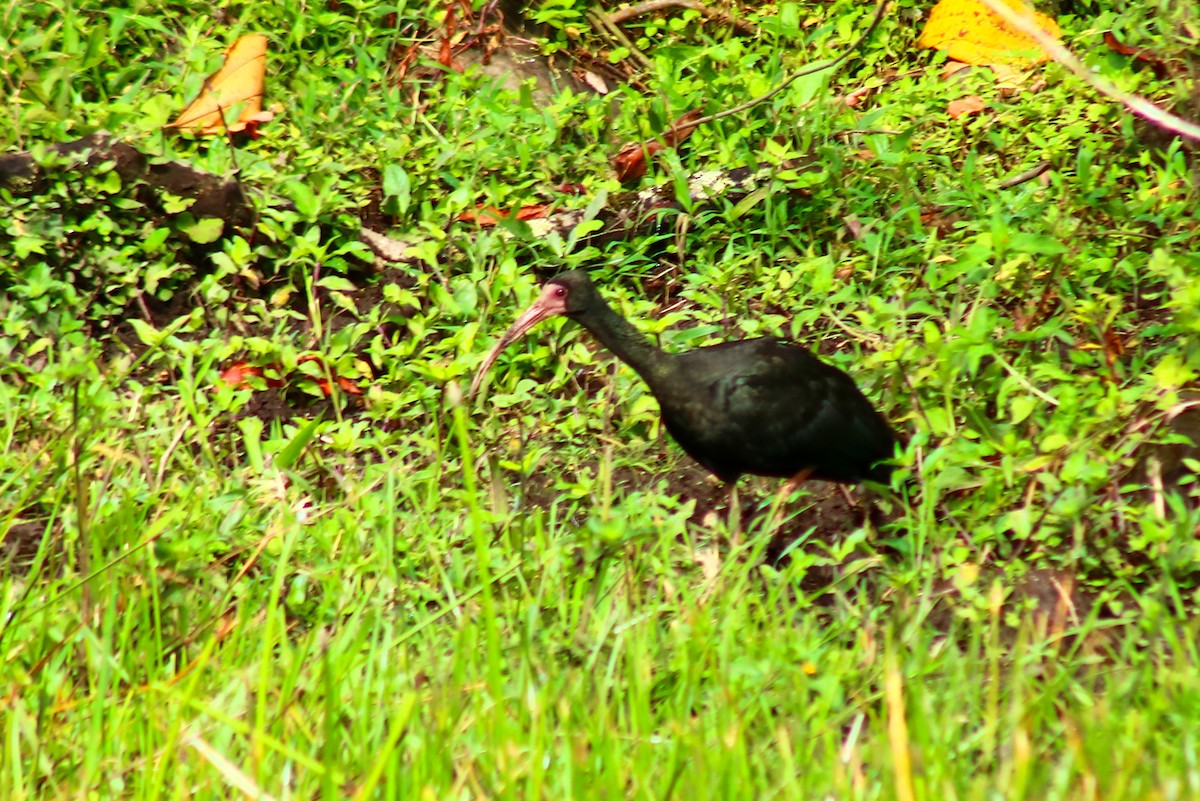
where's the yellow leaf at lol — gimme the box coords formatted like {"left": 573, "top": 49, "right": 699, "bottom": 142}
{"left": 917, "top": 0, "right": 1060, "bottom": 67}
{"left": 168, "top": 34, "right": 271, "bottom": 135}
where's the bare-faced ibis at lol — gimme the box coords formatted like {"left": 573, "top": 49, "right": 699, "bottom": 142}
{"left": 471, "top": 271, "right": 899, "bottom": 520}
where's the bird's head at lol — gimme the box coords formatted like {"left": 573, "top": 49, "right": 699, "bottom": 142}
{"left": 531, "top": 270, "right": 597, "bottom": 318}
{"left": 469, "top": 271, "right": 598, "bottom": 399}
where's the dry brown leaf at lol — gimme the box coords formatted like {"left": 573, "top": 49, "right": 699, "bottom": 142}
{"left": 458, "top": 205, "right": 508, "bottom": 226}
{"left": 917, "top": 0, "right": 1060, "bottom": 67}
{"left": 941, "top": 60, "right": 974, "bottom": 79}
{"left": 843, "top": 215, "right": 865, "bottom": 240}
{"left": 168, "top": 34, "right": 272, "bottom": 135}
{"left": 613, "top": 108, "right": 704, "bottom": 184}
{"left": 947, "top": 95, "right": 986, "bottom": 118}
{"left": 989, "top": 63, "right": 1031, "bottom": 92}
{"left": 612, "top": 141, "right": 663, "bottom": 184}
{"left": 513, "top": 204, "right": 551, "bottom": 221}
{"left": 920, "top": 205, "right": 963, "bottom": 235}
{"left": 662, "top": 108, "right": 704, "bottom": 148}
{"left": 1101, "top": 325, "right": 1127, "bottom": 374}
{"left": 580, "top": 70, "right": 610, "bottom": 95}
{"left": 1103, "top": 31, "right": 1151, "bottom": 60}
{"left": 389, "top": 42, "right": 420, "bottom": 85}
{"left": 694, "top": 546, "right": 721, "bottom": 583}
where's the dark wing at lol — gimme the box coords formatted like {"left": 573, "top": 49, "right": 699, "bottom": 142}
{"left": 658, "top": 339, "right": 896, "bottom": 483}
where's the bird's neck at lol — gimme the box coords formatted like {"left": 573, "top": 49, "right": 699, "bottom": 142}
{"left": 575, "top": 300, "right": 671, "bottom": 383}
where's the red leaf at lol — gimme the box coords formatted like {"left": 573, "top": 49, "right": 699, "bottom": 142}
{"left": 335, "top": 375, "right": 364, "bottom": 395}
{"left": 223, "top": 355, "right": 362, "bottom": 397}
{"left": 220, "top": 362, "right": 261, "bottom": 388}
{"left": 458, "top": 205, "right": 509, "bottom": 225}
{"left": 311, "top": 376, "right": 364, "bottom": 397}
{"left": 297, "top": 354, "right": 363, "bottom": 397}
{"left": 459, "top": 203, "right": 551, "bottom": 227}
{"left": 220, "top": 361, "right": 285, "bottom": 389}
{"left": 1103, "top": 31, "right": 1172, "bottom": 78}
{"left": 1103, "top": 31, "right": 1138, "bottom": 57}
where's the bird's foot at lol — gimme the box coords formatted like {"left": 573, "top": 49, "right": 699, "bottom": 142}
{"left": 767, "top": 467, "right": 814, "bottom": 530}
{"left": 726, "top": 482, "right": 742, "bottom": 548}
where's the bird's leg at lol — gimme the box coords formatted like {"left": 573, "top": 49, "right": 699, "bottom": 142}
{"left": 727, "top": 482, "right": 741, "bottom": 546}
{"left": 767, "top": 467, "right": 814, "bottom": 529}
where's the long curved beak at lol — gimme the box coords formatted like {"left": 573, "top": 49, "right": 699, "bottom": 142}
{"left": 469, "top": 288, "right": 565, "bottom": 400}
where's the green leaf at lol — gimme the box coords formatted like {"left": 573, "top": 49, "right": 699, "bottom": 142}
{"left": 1009, "top": 395, "right": 1037, "bottom": 425}
{"left": 182, "top": 217, "right": 224, "bottom": 244}
{"left": 162, "top": 193, "right": 194, "bottom": 214}
{"left": 318, "top": 275, "right": 357, "bottom": 291}
{"left": 1040, "top": 432, "right": 1071, "bottom": 452}
{"left": 1153, "top": 353, "right": 1197, "bottom": 389}
{"left": 382, "top": 164, "right": 411, "bottom": 216}
{"left": 13, "top": 237, "right": 47, "bottom": 259}
{"left": 98, "top": 169, "right": 122, "bottom": 194}
{"left": 275, "top": 418, "right": 322, "bottom": 470}
{"left": 127, "top": 318, "right": 163, "bottom": 347}
{"left": 729, "top": 187, "right": 769, "bottom": 219}
{"left": 142, "top": 227, "right": 170, "bottom": 253}
{"left": 1008, "top": 233, "right": 1068, "bottom": 255}
{"left": 288, "top": 183, "right": 320, "bottom": 219}
{"left": 238, "top": 416, "right": 265, "bottom": 472}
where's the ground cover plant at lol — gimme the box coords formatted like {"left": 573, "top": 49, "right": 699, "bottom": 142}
{"left": 2, "top": 0, "right": 1200, "bottom": 798}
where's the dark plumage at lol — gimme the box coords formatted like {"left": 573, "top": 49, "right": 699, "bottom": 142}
{"left": 471, "top": 271, "right": 898, "bottom": 488}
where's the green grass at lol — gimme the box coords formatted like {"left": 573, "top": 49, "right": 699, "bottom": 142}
{"left": 3, "top": 0, "right": 1200, "bottom": 798}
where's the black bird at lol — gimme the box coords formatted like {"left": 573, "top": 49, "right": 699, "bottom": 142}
{"left": 471, "top": 271, "right": 898, "bottom": 506}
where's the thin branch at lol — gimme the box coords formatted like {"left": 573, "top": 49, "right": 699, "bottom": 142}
{"left": 978, "top": 0, "right": 1200, "bottom": 142}
{"left": 833, "top": 128, "right": 903, "bottom": 137}
{"left": 682, "top": 0, "right": 889, "bottom": 130}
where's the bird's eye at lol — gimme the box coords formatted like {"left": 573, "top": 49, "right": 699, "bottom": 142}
{"left": 554, "top": 286, "right": 567, "bottom": 298}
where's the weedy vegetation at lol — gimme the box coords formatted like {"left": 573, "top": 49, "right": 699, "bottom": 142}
{"left": 2, "top": 0, "right": 1200, "bottom": 798}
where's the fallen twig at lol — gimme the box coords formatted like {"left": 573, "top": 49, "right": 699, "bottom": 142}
{"left": 997, "top": 159, "right": 1052, "bottom": 189}
{"left": 359, "top": 228, "right": 422, "bottom": 263}
{"left": 587, "top": 8, "right": 653, "bottom": 71}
